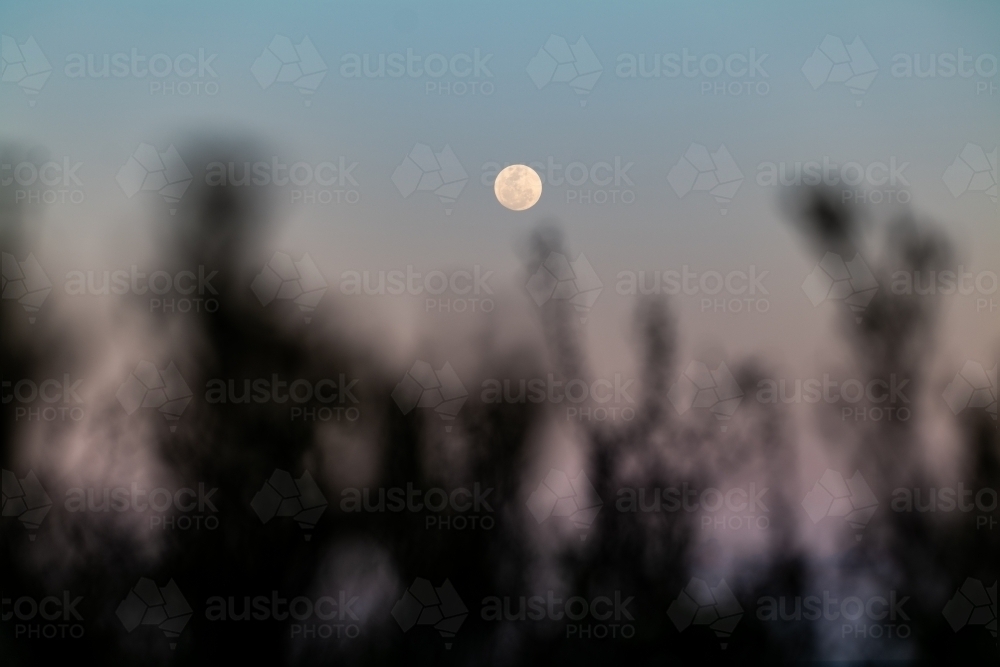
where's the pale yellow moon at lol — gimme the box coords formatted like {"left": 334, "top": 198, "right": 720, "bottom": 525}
{"left": 494, "top": 164, "right": 542, "bottom": 211}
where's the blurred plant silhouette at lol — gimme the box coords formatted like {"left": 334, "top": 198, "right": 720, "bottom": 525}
{"left": 2, "top": 143, "right": 997, "bottom": 666}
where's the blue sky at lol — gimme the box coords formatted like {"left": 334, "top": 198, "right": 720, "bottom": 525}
{"left": 3, "top": 0, "right": 997, "bottom": 371}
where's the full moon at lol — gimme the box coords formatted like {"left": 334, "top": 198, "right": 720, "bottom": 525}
{"left": 494, "top": 164, "right": 542, "bottom": 211}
